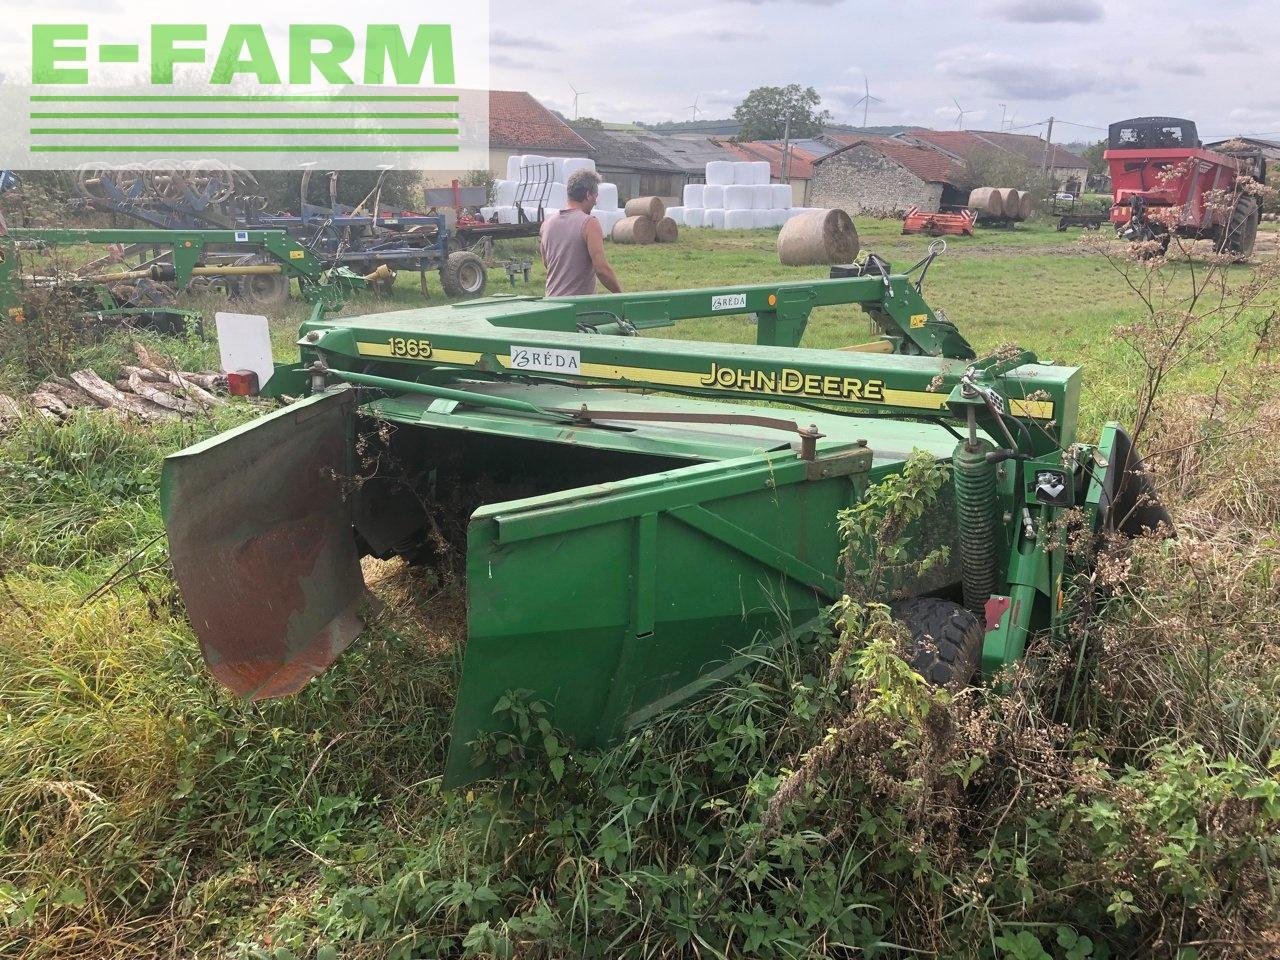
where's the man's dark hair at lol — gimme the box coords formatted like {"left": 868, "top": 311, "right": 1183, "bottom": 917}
{"left": 566, "top": 169, "right": 602, "bottom": 202}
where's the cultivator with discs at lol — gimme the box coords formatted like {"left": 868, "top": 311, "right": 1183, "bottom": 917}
{"left": 161, "top": 263, "right": 1168, "bottom": 787}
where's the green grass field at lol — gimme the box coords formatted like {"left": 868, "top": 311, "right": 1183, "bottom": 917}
{"left": 1, "top": 216, "right": 1277, "bottom": 959}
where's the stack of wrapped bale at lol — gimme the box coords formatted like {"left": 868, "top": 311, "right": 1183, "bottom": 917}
{"left": 673, "top": 159, "right": 826, "bottom": 230}
{"left": 479, "top": 156, "right": 625, "bottom": 231}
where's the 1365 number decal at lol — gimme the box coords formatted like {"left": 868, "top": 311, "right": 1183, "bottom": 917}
{"left": 388, "top": 337, "right": 433, "bottom": 359}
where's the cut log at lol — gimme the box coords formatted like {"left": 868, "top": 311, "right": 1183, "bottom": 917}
{"left": 38, "top": 381, "right": 92, "bottom": 408}
{"left": 70, "top": 369, "right": 174, "bottom": 420}
{"left": 611, "top": 215, "right": 657, "bottom": 245}
{"left": 623, "top": 196, "right": 665, "bottom": 220}
{"left": 654, "top": 216, "right": 679, "bottom": 243}
{"left": 165, "top": 371, "right": 223, "bottom": 407}
{"left": 31, "top": 391, "right": 69, "bottom": 418}
{"left": 0, "top": 394, "right": 22, "bottom": 427}
{"left": 777, "top": 209, "right": 860, "bottom": 266}
{"left": 967, "top": 187, "right": 1005, "bottom": 218}
{"left": 120, "top": 365, "right": 168, "bottom": 384}
{"left": 126, "top": 370, "right": 203, "bottom": 414}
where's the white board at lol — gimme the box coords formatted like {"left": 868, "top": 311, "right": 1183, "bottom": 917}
{"left": 215, "top": 312, "right": 274, "bottom": 388}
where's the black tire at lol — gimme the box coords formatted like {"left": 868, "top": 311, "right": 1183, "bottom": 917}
{"left": 1225, "top": 197, "right": 1259, "bottom": 258}
{"left": 239, "top": 271, "right": 290, "bottom": 308}
{"left": 891, "top": 597, "right": 985, "bottom": 689}
{"left": 439, "top": 251, "right": 487, "bottom": 299}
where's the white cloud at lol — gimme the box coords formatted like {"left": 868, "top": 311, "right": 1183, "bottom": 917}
{"left": 987, "top": 0, "right": 1104, "bottom": 23}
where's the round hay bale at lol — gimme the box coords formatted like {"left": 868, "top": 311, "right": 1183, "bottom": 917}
{"left": 995, "top": 188, "right": 1019, "bottom": 218}
{"left": 968, "top": 187, "right": 1005, "bottom": 217}
{"left": 1015, "top": 190, "right": 1034, "bottom": 220}
{"left": 623, "top": 196, "right": 665, "bottom": 220}
{"left": 612, "top": 215, "right": 657, "bottom": 245}
{"left": 777, "top": 209, "right": 859, "bottom": 266}
{"left": 654, "top": 216, "right": 679, "bottom": 243}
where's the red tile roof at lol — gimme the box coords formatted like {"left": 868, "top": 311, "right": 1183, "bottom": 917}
{"left": 489, "top": 90, "right": 592, "bottom": 152}
{"left": 905, "top": 129, "right": 1087, "bottom": 170}
{"left": 817, "top": 136, "right": 968, "bottom": 186}
{"left": 715, "top": 140, "right": 818, "bottom": 179}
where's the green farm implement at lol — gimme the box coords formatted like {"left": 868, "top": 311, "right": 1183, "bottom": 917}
{"left": 160, "top": 265, "right": 1168, "bottom": 787}
{"left": 0, "top": 227, "right": 383, "bottom": 331}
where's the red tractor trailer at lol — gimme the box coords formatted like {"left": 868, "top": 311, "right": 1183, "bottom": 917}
{"left": 1105, "top": 116, "right": 1263, "bottom": 256}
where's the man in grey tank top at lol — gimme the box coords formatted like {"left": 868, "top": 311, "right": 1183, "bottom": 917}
{"left": 539, "top": 169, "right": 622, "bottom": 297}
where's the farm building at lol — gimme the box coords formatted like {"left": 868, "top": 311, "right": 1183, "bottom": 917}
{"left": 808, "top": 137, "right": 969, "bottom": 216}
{"left": 566, "top": 124, "right": 684, "bottom": 204}
{"left": 898, "top": 129, "right": 1089, "bottom": 194}
{"left": 487, "top": 90, "right": 594, "bottom": 176}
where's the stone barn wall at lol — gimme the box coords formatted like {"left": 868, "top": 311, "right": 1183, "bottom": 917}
{"left": 809, "top": 144, "right": 944, "bottom": 216}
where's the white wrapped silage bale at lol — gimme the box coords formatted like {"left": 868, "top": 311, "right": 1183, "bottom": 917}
{"left": 596, "top": 182, "right": 619, "bottom": 210}
{"left": 494, "top": 205, "right": 518, "bottom": 224}
{"left": 480, "top": 206, "right": 496, "bottom": 220}
{"left": 547, "top": 182, "right": 568, "bottom": 209}
{"left": 732, "top": 162, "right": 755, "bottom": 185}
{"left": 770, "top": 184, "right": 793, "bottom": 209}
{"left": 519, "top": 154, "right": 548, "bottom": 171}
{"left": 505, "top": 155, "right": 522, "bottom": 181}
{"left": 725, "top": 209, "right": 755, "bottom": 229}
{"left": 665, "top": 206, "right": 684, "bottom": 225}
{"left": 724, "top": 185, "right": 753, "bottom": 210}
{"left": 684, "top": 208, "right": 705, "bottom": 227}
{"left": 751, "top": 161, "right": 771, "bottom": 185}
{"left": 751, "top": 209, "right": 773, "bottom": 228}
{"left": 562, "top": 157, "right": 596, "bottom": 178}
{"left": 702, "top": 184, "right": 724, "bottom": 208}
{"left": 750, "top": 184, "right": 774, "bottom": 210}
{"left": 706, "top": 161, "right": 735, "bottom": 185}
{"left": 772, "top": 209, "right": 791, "bottom": 227}
{"left": 593, "top": 208, "right": 625, "bottom": 235}
{"left": 492, "top": 179, "right": 517, "bottom": 206}
{"left": 705, "top": 208, "right": 726, "bottom": 229}
{"left": 683, "top": 183, "right": 704, "bottom": 208}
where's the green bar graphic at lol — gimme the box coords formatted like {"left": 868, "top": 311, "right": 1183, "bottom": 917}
{"left": 29, "top": 94, "right": 460, "bottom": 102}
{"left": 32, "top": 128, "right": 459, "bottom": 136}
{"left": 30, "top": 145, "right": 461, "bottom": 153}
{"left": 30, "top": 112, "right": 458, "bottom": 120}
{"left": 98, "top": 45, "right": 140, "bottom": 63}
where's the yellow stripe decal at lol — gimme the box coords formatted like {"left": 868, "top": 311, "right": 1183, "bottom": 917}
{"left": 354, "top": 344, "right": 1054, "bottom": 419}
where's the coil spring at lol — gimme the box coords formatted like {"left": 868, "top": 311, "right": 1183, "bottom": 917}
{"left": 953, "top": 439, "right": 999, "bottom": 614}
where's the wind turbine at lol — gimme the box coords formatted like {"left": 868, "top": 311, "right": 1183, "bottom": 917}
{"left": 953, "top": 97, "right": 971, "bottom": 130}
{"left": 568, "top": 83, "right": 589, "bottom": 120}
{"left": 852, "top": 76, "right": 883, "bottom": 129}
{"left": 687, "top": 94, "right": 701, "bottom": 122}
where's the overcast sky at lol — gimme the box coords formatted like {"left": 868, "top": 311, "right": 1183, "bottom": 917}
{"left": 490, "top": 0, "right": 1280, "bottom": 142}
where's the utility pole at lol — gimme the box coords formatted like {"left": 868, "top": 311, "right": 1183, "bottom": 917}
{"left": 1042, "top": 116, "right": 1055, "bottom": 173}
{"left": 781, "top": 115, "right": 791, "bottom": 182}
{"left": 999, "top": 103, "right": 1007, "bottom": 131}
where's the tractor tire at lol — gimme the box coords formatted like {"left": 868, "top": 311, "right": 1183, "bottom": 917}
{"left": 439, "top": 251, "right": 487, "bottom": 299}
{"left": 239, "top": 271, "right": 291, "bottom": 308}
{"left": 891, "top": 597, "right": 986, "bottom": 690}
{"left": 1225, "top": 196, "right": 1259, "bottom": 259}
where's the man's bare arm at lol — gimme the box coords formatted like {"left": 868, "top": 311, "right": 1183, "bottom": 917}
{"left": 582, "top": 217, "right": 622, "bottom": 293}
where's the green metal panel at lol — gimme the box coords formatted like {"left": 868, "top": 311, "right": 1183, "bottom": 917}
{"left": 444, "top": 444, "right": 872, "bottom": 786}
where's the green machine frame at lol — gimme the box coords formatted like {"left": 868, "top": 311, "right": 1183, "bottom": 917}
{"left": 161, "top": 269, "right": 1163, "bottom": 787}
{"left": 0, "top": 226, "right": 373, "bottom": 323}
